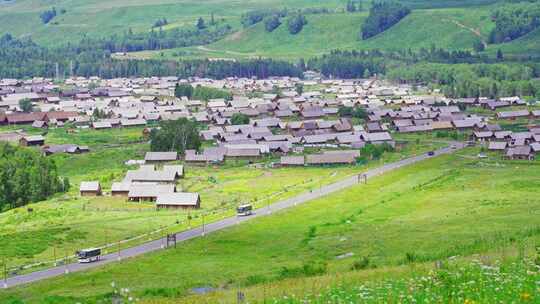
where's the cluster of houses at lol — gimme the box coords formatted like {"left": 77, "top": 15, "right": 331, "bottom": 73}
{"left": 1, "top": 76, "right": 538, "bottom": 163}
{"left": 472, "top": 126, "right": 540, "bottom": 160}
{"left": 80, "top": 152, "right": 201, "bottom": 209}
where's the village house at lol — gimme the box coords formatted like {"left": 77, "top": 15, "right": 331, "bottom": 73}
{"left": 128, "top": 184, "right": 176, "bottom": 202}
{"left": 80, "top": 181, "right": 102, "bottom": 196}
{"left": 506, "top": 146, "right": 534, "bottom": 161}
{"left": 155, "top": 192, "right": 201, "bottom": 209}
{"left": 306, "top": 151, "right": 357, "bottom": 165}
{"left": 42, "top": 144, "right": 89, "bottom": 155}
{"left": 111, "top": 182, "right": 131, "bottom": 197}
{"left": 20, "top": 135, "right": 45, "bottom": 146}
{"left": 280, "top": 155, "right": 305, "bottom": 167}
{"left": 144, "top": 152, "right": 178, "bottom": 164}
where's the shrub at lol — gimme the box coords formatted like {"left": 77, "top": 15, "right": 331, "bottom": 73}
{"left": 351, "top": 256, "right": 371, "bottom": 270}
{"left": 278, "top": 261, "right": 327, "bottom": 279}
{"left": 287, "top": 14, "right": 307, "bottom": 35}
{"left": 264, "top": 15, "right": 282, "bottom": 32}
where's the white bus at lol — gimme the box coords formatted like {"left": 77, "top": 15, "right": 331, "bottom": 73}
{"left": 236, "top": 204, "right": 253, "bottom": 216}
{"left": 77, "top": 248, "right": 101, "bottom": 263}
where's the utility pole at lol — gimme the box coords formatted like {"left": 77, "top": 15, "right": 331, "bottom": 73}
{"left": 202, "top": 214, "right": 206, "bottom": 236}
{"left": 64, "top": 250, "right": 69, "bottom": 274}
{"left": 55, "top": 62, "right": 60, "bottom": 81}
{"left": 53, "top": 246, "right": 57, "bottom": 267}
{"left": 3, "top": 258, "right": 7, "bottom": 289}
{"left": 117, "top": 241, "right": 121, "bottom": 261}
{"left": 161, "top": 225, "right": 165, "bottom": 249}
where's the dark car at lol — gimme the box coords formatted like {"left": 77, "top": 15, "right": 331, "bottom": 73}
{"left": 427, "top": 151, "right": 435, "bottom": 156}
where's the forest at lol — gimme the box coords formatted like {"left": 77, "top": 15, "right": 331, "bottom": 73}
{"left": 387, "top": 62, "right": 540, "bottom": 98}
{"left": 0, "top": 33, "right": 302, "bottom": 79}
{"left": 489, "top": 1, "right": 540, "bottom": 43}
{"left": 0, "top": 143, "right": 69, "bottom": 212}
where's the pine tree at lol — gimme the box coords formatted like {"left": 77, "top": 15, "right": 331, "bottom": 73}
{"left": 196, "top": 17, "right": 206, "bottom": 30}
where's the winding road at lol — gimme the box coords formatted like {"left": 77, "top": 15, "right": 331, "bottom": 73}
{"left": 3, "top": 142, "right": 464, "bottom": 289}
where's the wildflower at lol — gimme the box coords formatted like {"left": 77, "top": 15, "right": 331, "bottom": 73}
{"left": 520, "top": 292, "right": 531, "bottom": 301}
{"left": 464, "top": 299, "right": 476, "bottom": 304}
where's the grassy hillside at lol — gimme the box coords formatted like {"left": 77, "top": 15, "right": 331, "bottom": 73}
{"left": 0, "top": 0, "right": 498, "bottom": 47}
{"left": 126, "top": 7, "right": 494, "bottom": 61}
{"left": 0, "top": 0, "right": 345, "bottom": 45}
{"left": 1, "top": 149, "right": 539, "bottom": 303}
{"left": 485, "top": 27, "right": 540, "bottom": 59}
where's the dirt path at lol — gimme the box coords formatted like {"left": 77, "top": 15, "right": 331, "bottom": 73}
{"left": 196, "top": 45, "right": 257, "bottom": 58}
{"left": 444, "top": 18, "right": 487, "bottom": 48}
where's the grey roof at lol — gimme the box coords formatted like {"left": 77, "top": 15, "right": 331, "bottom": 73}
{"left": 506, "top": 145, "right": 532, "bottom": 157}
{"left": 92, "top": 121, "right": 112, "bottom": 129}
{"left": 80, "top": 181, "right": 100, "bottom": 192}
{"left": 488, "top": 141, "right": 507, "bottom": 150}
{"left": 364, "top": 132, "right": 392, "bottom": 142}
{"left": 120, "top": 118, "right": 147, "bottom": 126}
{"left": 23, "top": 135, "right": 45, "bottom": 142}
{"left": 124, "top": 169, "right": 178, "bottom": 183}
{"left": 225, "top": 148, "right": 260, "bottom": 157}
{"left": 306, "top": 152, "right": 356, "bottom": 165}
{"left": 128, "top": 184, "right": 175, "bottom": 198}
{"left": 144, "top": 152, "right": 178, "bottom": 162}
{"left": 473, "top": 131, "right": 493, "bottom": 138}
{"left": 497, "top": 110, "right": 530, "bottom": 118}
{"left": 156, "top": 192, "right": 200, "bottom": 206}
{"left": 111, "top": 182, "right": 131, "bottom": 192}
{"left": 280, "top": 156, "right": 305, "bottom": 166}
{"left": 163, "top": 165, "right": 184, "bottom": 177}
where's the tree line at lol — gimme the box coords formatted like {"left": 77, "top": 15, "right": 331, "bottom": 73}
{"left": 387, "top": 62, "right": 540, "bottom": 99}
{"left": 306, "top": 50, "right": 386, "bottom": 78}
{"left": 0, "top": 33, "right": 302, "bottom": 79}
{"left": 0, "top": 143, "right": 69, "bottom": 212}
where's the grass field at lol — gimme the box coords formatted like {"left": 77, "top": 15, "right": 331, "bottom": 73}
{"left": 1, "top": 148, "right": 538, "bottom": 303}
{"left": 0, "top": 126, "right": 441, "bottom": 270}
{"left": 172, "top": 253, "right": 540, "bottom": 304}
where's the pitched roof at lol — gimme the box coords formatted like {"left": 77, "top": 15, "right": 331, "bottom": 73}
{"left": 506, "top": 145, "right": 532, "bottom": 157}
{"left": 144, "top": 152, "right": 178, "bottom": 161}
{"left": 497, "top": 110, "right": 530, "bottom": 119}
{"left": 280, "top": 156, "right": 305, "bottom": 166}
{"left": 80, "top": 181, "right": 100, "bottom": 192}
{"left": 128, "top": 184, "right": 175, "bottom": 198}
{"left": 306, "top": 152, "right": 356, "bottom": 165}
{"left": 156, "top": 192, "right": 200, "bottom": 206}
{"left": 488, "top": 141, "right": 507, "bottom": 150}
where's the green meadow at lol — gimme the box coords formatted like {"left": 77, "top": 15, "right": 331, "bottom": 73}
{"left": 0, "top": 124, "right": 441, "bottom": 271}
{"left": 1, "top": 148, "right": 539, "bottom": 303}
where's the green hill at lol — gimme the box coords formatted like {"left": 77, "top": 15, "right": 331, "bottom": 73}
{"left": 127, "top": 7, "right": 494, "bottom": 61}
{"left": 0, "top": 0, "right": 497, "bottom": 47}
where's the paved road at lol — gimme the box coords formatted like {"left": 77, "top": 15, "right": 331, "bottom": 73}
{"left": 3, "top": 142, "right": 464, "bottom": 288}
